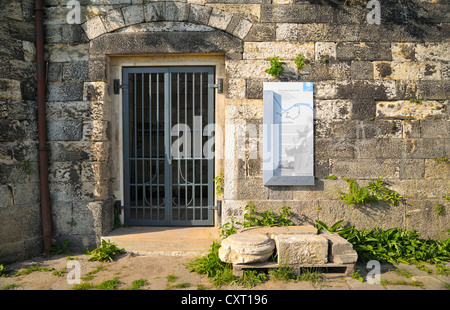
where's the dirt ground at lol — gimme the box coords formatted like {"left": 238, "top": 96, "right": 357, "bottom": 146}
{"left": 1, "top": 251, "right": 449, "bottom": 291}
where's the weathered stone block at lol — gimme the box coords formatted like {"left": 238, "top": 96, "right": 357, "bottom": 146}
{"left": 47, "top": 120, "right": 83, "bottom": 141}
{"left": 0, "top": 119, "right": 28, "bottom": 142}
{"left": 274, "top": 234, "right": 328, "bottom": 265}
{"left": 219, "top": 233, "right": 275, "bottom": 264}
{"left": 240, "top": 225, "right": 318, "bottom": 238}
{"left": 121, "top": 4, "right": 145, "bottom": 26}
{"left": 315, "top": 42, "right": 336, "bottom": 61}
{"left": 82, "top": 120, "right": 109, "bottom": 141}
{"left": 144, "top": 2, "right": 166, "bottom": 22}
{"left": 336, "top": 80, "right": 396, "bottom": 100}
{"left": 418, "top": 80, "right": 449, "bottom": 100}
{"left": 83, "top": 82, "right": 110, "bottom": 102}
{"left": 245, "top": 23, "right": 276, "bottom": 42}
{"left": 225, "top": 78, "right": 246, "bottom": 99}
{"left": 415, "top": 43, "right": 450, "bottom": 62}
{"left": 374, "top": 61, "right": 441, "bottom": 80}
{"left": 424, "top": 159, "right": 450, "bottom": 179}
{"left": 320, "top": 232, "right": 358, "bottom": 264}
{"left": 351, "top": 99, "right": 376, "bottom": 120}
{"left": 49, "top": 141, "right": 110, "bottom": 162}
{"left": 165, "top": 2, "right": 189, "bottom": 21}
{"left": 62, "top": 62, "right": 89, "bottom": 81}
{"left": 189, "top": 4, "right": 212, "bottom": 25}
{"left": 243, "top": 42, "right": 314, "bottom": 61}
{"left": 208, "top": 8, "right": 233, "bottom": 31}
{"left": 351, "top": 61, "right": 374, "bottom": 80}
{"left": 229, "top": 17, "right": 252, "bottom": 40}
{"left": 330, "top": 159, "right": 401, "bottom": 179}
{"left": 336, "top": 42, "right": 392, "bottom": 61}
{"left": 101, "top": 8, "right": 126, "bottom": 32}
{"left": 276, "top": 23, "right": 298, "bottom": 41}
{"left": 376, "top": 100, "right": 446, "bottom": 119}
{"left": 0, "top": 79, "right": 22, "bottom": 100}
{"left": 0, "top": 185, "right": 13, "bottom": 207}
{"left": 90, "top": 31, "right": 243, "bottom": 55}
{"left": 405, "top": 138, "right": 446, "bottom": 159}
{"left": 82, "top": 16, "right": 107, "bottom": 40}
{"left": 47, "top": 81, "right": 84, "bottom": 101}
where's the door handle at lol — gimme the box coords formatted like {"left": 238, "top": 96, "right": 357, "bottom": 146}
{"left": 168, "top": 159, "right": 172, "bottom": 165}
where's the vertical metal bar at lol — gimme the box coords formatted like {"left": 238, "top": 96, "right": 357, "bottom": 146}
{"left": 177, "top": 73, "right": 180, "bottom": 222}
{"left": 149, "top": 73, "right": 152, "bottom": 220}
{"left": 123, "top": 71, "right": 130, "bottom": 224}
{"left": 141, "top": 74, "right": 145, "bottom": 220}
{"left": 133, "top": 73, "right": 138, "bottom": 220}
{"left": 208, "top": 70, "right": 215, "bottom": 225}
{"left": 200, "top": 73, "right": 203, "bottom": 219}
{"left": 165, "top": 70, "right": 171, "bottom": 224}
{"left": 184, "top": 72, "right": 188, "bottom": 221}
{"left": 156, "top": 73, "right": 160, "bottom": 221}
{"left": 192, "top": 72, "right": 196, "bottom": 222}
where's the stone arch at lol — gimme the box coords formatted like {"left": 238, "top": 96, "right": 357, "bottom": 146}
{"left": 81, "top": 2, "right": 253, "bottom": 42}
{"left": 79, "top": 2, "right": 249, "bottom": 232}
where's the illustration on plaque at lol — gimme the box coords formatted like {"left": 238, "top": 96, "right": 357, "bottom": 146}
{"left": 263, "top": 82, "right": 314, "bottom": 186}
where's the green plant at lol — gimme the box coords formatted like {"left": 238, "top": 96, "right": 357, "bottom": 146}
{"left": 1, "top": 283, "right": 20, "bottom": 290}
{"left": 52, "top": 267, "right": 67, "bottom": 277}
{"left": 327, "top": 174, "right": 336, "bottom": 180}
{"left": 21, "top": 159, "right": 34, "bottom": 175}
{"left": 380, "top": 279, "right": 424, "bottom": 288}
{"left": 339, "top": 178, "right": 379, "bottom": 206}
{"left": 219, "top": 216, "right": 240, "bottom": 238}
{"left": 434, "top": 156, "right": 449, "bottom": 164}
{"left": 18, "top": 264, "right": 54, "bottom": 275}
{"left": 214, "top": 172, "right": 224, "bottom": 197}
{"left": 268, "top": 265, "right": 297, "bottom": 282}
{"left": 444, "top": 194, "right": 450, "bottom": 201}
{"left": 187, "top": 241, "right": 231, "bottom": 280}
{"left": 315, "top": 219, "right": 345, "bottom": 233}
{"left": 0, "top": 264, "right": 4, "bottom": 277}
{"left": 243, "top": 201, "right": 293, "bottom": 227}
{"left": 394, "top": 268, "right": 413, "bottom": 279}
{"left": 338, "top": 176, "right": 402, "bottom": 206}
{"left": 49, "top": 239, "right": 70, "bottom": 255}
{"left": 435, "top": 203, "right": 445, "bottom": 216}
{"left": 67, "top": 219, "right": 77, "bottom": 227}
{"left": 265, "top": 56, "right": 284, "bottom": 78}
{"left": 234, "top": 270, "right": 267, "bottom": 288}
{"left": 172, "top": 282, "right": 191, "bottom": 289}
{"left": 88, "top": 240, "right": 125, "bottom": 262}
{"left": 81, "top": 265, "right": 106, "bottom": 281}
{"left": 316, "top": 220, "right": 450, "bottom": 273}
{"left": 167, "top": 274, "right": 177, "bottom": 283}
{"left": 410, "top": 98, "right": 423, "bottom": 104}
{"left": 351, "top": 270, "right": 364, "bottom": 282}
{"left": 297, "top": 267, "right": 325, "bottom": 285}
{"left": 98, "top": 277, "right": 122, "bottom": 290}
{"left": 295, "top": 53, "right": 306, "bottom": 70}
{"left": 124, "top": 279, "right": 149, "bottom": 290}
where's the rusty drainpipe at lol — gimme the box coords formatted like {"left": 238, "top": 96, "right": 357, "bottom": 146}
{"left": 35, "top": 0, "right": 52, "bottom": 252}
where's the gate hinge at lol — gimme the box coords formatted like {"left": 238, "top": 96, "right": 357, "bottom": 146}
{"left": 208, "top": 78, "right": 223, "bottom": 94}
{"left": 114, "top": 79, "right": 128, "bottom": 94}
{"left": 209, "top": 200, "right": 222, "bottom": 216}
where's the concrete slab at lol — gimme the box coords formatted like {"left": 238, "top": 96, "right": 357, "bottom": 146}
{"left": 101, "top": 226, "right": 220, "bottom": 257}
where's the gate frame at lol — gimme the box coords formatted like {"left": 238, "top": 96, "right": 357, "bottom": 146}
{"left": 109, "top": 55, "right": 226, "bottom": 227}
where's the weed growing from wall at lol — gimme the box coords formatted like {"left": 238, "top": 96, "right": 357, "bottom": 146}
{"left": 265, "top": 56, "right": 284, "bottom": 78}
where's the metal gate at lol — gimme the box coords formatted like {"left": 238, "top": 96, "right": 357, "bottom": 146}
{"left": 123, "top": 67, "right": 215, "bottom": 226}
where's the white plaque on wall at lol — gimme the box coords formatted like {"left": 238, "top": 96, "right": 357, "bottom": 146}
{"left": 263, "top": 82, "right": 314, "bottom": 186}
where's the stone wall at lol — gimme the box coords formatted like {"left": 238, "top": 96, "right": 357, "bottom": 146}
{"left": 0, "top": 0, "right": 41, "bottom": 262}
{"left": 0, "top": 0, "right": 449, "bottom": 262}
{"left": 221, "top": 0, "right": 450, "bottom": 239}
